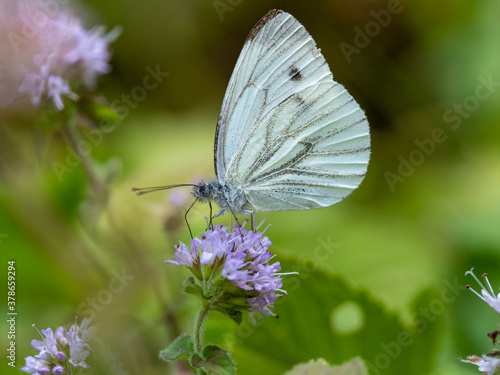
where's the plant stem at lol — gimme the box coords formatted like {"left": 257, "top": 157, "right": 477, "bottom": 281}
{"left": 194, "top": 305, "right": 210, "bottom": 354}
{"left": 61, "top": 121, "right": 107, "bottom": 195}
{"left": 193, "top": 305, "right": 210, "bottom": 375}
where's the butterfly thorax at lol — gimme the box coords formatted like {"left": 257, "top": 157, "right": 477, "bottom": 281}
{"left": 192, "top": 178, "right": 249, "bottom": 215}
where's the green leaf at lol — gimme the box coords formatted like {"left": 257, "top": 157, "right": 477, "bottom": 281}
{"left": 78, "top": 96, "right": 121, "bottom": 125}
{"left": 184, "top": 277, "right": 204, "bottom": 298}
{"left": 159, "top": 334, "right": 194, "bottom": 362}
{"left": 213, "top": 306, "right": 243, "bottom": 325}
{"left": 229, "top": 256, "right": 442, "bottom": 375}
{"left": 92, "top": 102, "right": 121, "bottom": 123}
{"left": 283, "top": 357, "right": 368, "bottom": 375}
{"left": 191, "top": 345, "right": 236, "bottom": 375}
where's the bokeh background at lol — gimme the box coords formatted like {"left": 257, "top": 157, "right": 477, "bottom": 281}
{"left": 1, "top": 0, "right": 500, "bottom": 374}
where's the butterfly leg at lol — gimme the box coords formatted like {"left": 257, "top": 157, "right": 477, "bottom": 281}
{"left": 208, "top": 200, "right": 214, "bottom": 230}
{"left": 221, "top": 205, "right": 240, "bottom": 226}
{"left": 242, "top": 209, "right": 256, "bottom": 231}
{"left": 211, "top": 208, "right": 227, "bottom": 225}
{"left": 184, "top": 197, "right": 200, "bottom": 239}
{"left": 219, "top": 205, "right": 246, "bottom": 236}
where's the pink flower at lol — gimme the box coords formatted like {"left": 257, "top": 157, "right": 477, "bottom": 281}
{"left": 0, "top": 0, "right": 118, "bottom": 111}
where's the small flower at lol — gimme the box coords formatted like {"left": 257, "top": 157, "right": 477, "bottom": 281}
{"left": 52, "top": 365, "right": 65, "bottom": 375}
{"left": 56, "top": 351, "right": 66, "bottom": 362}
{"left": 461, "top": 354, "right": 500, "bottom": 375}
{"left": 66, "top": 318, "right": 93, "bottom": 369}
{"left": 46, "top": 75, "right": 78, "bottom": 111}
{"left": 198, "top": 228, "right": 233, "bottom": 266}
{"left": 31, "top": 328, "right": 58, "bottom": 359}
{"left": 21, "top": 356, "right": 46, "bottom": 374}
{"left": 67, "top": 334, "right": 90, "bottom": 368}
{"left": 465, "top": 268, "right": 500, "bottom": 314}
{"left": 54, "top": 327, "right": 67, "bottom": 346}
{"left": 64, "top": 24, "right": 115, "bottom": 87}
{"left": 166, "top": 224, "right": 291, "bottom": 321}
{"left": 165, "top": 242, "right": 197, "bottom": 268}
{"left": 74, "top": 317, "right": 95, "bottom": 343}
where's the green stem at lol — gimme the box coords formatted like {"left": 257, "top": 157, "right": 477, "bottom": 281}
{"left": 194, "top": 305, "right": 210, "bottom": 354}
{"left": 61, "top": 120, "right": 107, "bottom": 195}
{"left": 193, "top": 305, "right": 210, "bottom": 375}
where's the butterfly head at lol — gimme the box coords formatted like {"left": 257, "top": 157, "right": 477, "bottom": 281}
{"left": 133, "top": 180, "right": 220, "bottom": 239}
{"left": 192, "top": 180, "right": 218, "bottom": 203}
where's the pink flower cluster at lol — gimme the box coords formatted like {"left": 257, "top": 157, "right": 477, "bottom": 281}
{"left": 22, "top": 318, "right": 94, "bottom": 374}
{"left": 166, "top": 224, "right": 285, "bottom": 319}
{"left": 0, "top": 0, "right": 118, "bottom": 111}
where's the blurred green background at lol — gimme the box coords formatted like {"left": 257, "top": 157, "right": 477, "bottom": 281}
{"left": 1, "top": 0, "right": 500, "bottom": 374}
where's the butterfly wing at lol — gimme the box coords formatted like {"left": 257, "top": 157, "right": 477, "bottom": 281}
{"left": 215, "top": 9, "right": 370, "bottom": 211}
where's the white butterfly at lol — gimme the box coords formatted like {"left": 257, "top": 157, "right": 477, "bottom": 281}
{"left": 134, "top": 9, "right": 370, "bottom": 230}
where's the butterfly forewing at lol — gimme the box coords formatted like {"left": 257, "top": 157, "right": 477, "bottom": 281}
{"left": 215, "top": 10, "right": 314, "bottom": 180}
{"left": 215, "top": 9, "right": 370, "bottom": 211}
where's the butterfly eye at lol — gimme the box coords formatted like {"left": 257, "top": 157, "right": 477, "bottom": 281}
{"left": 195, "top": 184, "right": 211, "bottom": 198}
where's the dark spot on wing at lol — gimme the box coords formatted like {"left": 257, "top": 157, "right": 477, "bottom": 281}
{"left": 289, "top": 67, "right": 302, "bottom": 81}
{"left": 247, "top": 9, "right": 283, "bottom": 41}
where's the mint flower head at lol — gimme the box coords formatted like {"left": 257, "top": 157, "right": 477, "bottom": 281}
{"left": 0, "top": 0, "right": 119, "bottom": 111}
{"left": 22, "top": 318, "right": 94, "bottom": 374}
{"left": 166, "top": 224, "right": 288, "bottom": 322}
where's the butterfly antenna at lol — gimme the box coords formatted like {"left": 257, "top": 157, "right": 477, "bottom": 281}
{"left": 131, "top": 184, "right": 197, "bottom": 196}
